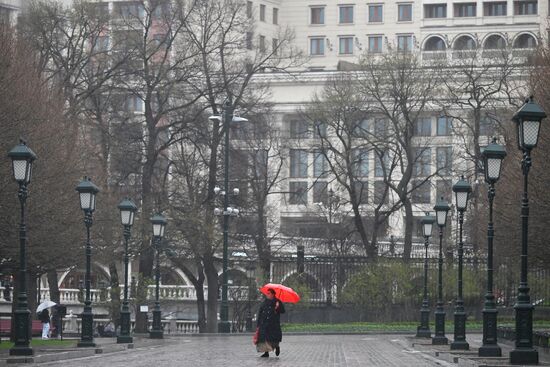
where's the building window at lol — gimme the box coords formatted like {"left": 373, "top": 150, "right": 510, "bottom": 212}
{"left": 313, "top": 181, "right": 328, "bottom": 204}
{"left": 311, "top": 7, "right": 325, "bottom": 24}
{"left": 259, "top": 35, "right": 266, "bottom": 52}
{"left": 480, "top": 116, "right": 496, "bottom": 136}
{"left": 424, "top": 4, "right": 447, "bottom": 18}
{"left": 398, "top": 3, "right": 413, "bottom": 21}
{"left": 353, "top": 119, "right": 369, "bottom": 137}
{"left": 354, "top": 181, "right": 369, "bottom": 204}
{"left": 454, "top": 3, "right": 477, "bottom": 17}
{"left": 290, "top": 120, "right": 310, "bottom": 138}
{"left": 116, "top": 2, "right": 144, "bottom": 18}
{"left": 436, "top": 147, "right": 452, "bottom": 176}
{"left": 314, "top": 151, "right": 328, "bottom": 178}
{"left": 397, "top": 35, "right": 413, "bottom": 52}
{"left": 94, "top": 36, "right": 110, "bottom": 52}
{"left": 339, "top": 36, "right": 354, "bottom": 55}
{"left": 413, "top": 148, "right": 431, "bottom": 177}
{"left": 412, "top": 180, "right": 431, "bottom": 204}
{"left": 437, "top": 116, "right": 451, "bottom": 136}
{"left": 313, "top": 121, "right": 328, "bottom": 138}
{"left": 246, "top": 32, "right": 253, "bottom": 50}
{"left": 124, "top": 95, "right": 143, "bottom": 112}
{"left": 339, "top": 5, "right": 354, "bottom": 24}
{"left": 272, "top": 38, "right": 279, "bottom": 54}
{"left": 514, "top": 0, "right": 537, "bottom": 14}
{"left": 414, "top": 117, "right": 432, "bottom": 136}
{"left": 290, "top": 149, "right": 308, "bottom": 178}
{"left": 436, "top": 179, "right": 452, "bottom": 202}
{"left": 374, "top": 118, "right": 387, "bottom": 138}
{"left": 246, "top": 1, "right": 253, "bottom": 18}
{"left": 484, "top": 2, "right": 507, "bottom": 15}
{"left": 310, "top": 37, "right": 325, "bottom": 55}
{"left": 374, "top": 152, "right": 389, "bottom": 177}
{"left": 273, "top": 7, "right": 278, "bottom": 24}
{"left": 260, "top": 4, "right": 266, "bottom": 21}
{"left": 352, "top": 149, "right": 369, "bottom": 177}
{"left": 368, "top": 5, "right": 383, "bottom": 22}
{"left": 368, "top": 36, "right": 383, "bottom": 53}
{"left": 374, "top": 181, "right": 389, "bottom": 205}
{"left": 289, "top": 182, "right": 308, "bottom": 205}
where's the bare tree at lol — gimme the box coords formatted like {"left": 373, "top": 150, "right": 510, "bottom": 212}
{"left": 357, "top": 48, "right": 445, "bottom": 259}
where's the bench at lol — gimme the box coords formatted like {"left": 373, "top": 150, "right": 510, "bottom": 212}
{"left": 0, "top": 319, "right": 43, "bottom": 336}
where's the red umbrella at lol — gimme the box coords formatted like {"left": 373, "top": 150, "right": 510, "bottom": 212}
{"left": 260, "top": 283, "right": 300, "bottom": 304}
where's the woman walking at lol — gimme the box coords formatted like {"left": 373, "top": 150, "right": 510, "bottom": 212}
{"left": 256, "top": 288, "right": 285, "bottom": 358}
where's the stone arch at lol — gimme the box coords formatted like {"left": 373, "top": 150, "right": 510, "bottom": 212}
{"left": 513, "top": 32, "right": 537, "bottom": 49}
{"left": 423, "top": 35, "right": 447, "bottom": 51}
{"left": 483, "top": 33, "right": 507, "bottom": 49}
{"left": 453, "top": 34, "right": 477, "bottom": 50}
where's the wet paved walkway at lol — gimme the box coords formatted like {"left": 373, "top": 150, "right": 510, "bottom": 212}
{"left": 35, "top": 334, "right": 451, "bottom": 367}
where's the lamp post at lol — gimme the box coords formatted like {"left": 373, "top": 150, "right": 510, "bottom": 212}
{"left": 117, "top": 198, "right": 137, "bottom": 344}
{"left": 450, "top": 176, "right": 472, "bottom": 350}
{"left": 149, "top": 213, "right": 167, "bottom": 339}
{"left": 416, "top": 213, "right": 435, "bottom": 338}
{"left": 478, "top": 139, "right": 506, "bottom": 357}
{"left": 432, "top": 197, "right": 450, "bottom": 345}
{"left": 210, "top": 101, "right": 248, "bottom": 333}
{"left": 7, "top": 140, "right": 36, "bottom": 357}
{"left": 509, "top": 97, "right": 546, "bottom": 365}
{"left": 75, "top": 177, "right": 100, "bottom": 348}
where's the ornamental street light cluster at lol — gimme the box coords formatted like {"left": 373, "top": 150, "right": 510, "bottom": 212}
{"left": 210, "top": 100, "right": 248, "bottom": 333}
{"left": 416, "top": 213, "right": 435, "bottom": 338}
{"left": 432, "top": 197, "right": 450, "bottom": 346}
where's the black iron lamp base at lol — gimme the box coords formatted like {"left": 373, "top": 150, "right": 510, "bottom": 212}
{"left": 510, "top": 348, "right": 538, "bottom": 365}
{"left": 432, "top": 336, "right": 448, "bottom": 345}
{"left": 77, "top": 341, "right": 96, "bottom": 348}
{"left": 117, "top": 335, "right": 134, "bottom": 344}
{"left": 149, "top": 330, "right": 164, "bottom": 339}
{"left": 218, "top": 321, "right": 231, "bottom": 333}
{"left": 450, "top": 340, "right": 470, "bottom": 350}
{"left": 479, "top": 344, "right": 502, "bottom": 357}
{"left": 9, "top": 346, "right": 34, "bottom": 356}
{"left": 416, "top": 326, "right": 431, "bottom": 338}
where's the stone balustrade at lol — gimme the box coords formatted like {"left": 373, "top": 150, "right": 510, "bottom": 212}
{"left": 1, "top": 285, "right": 250, "bottom": 305}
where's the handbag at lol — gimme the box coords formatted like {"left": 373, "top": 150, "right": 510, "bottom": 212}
{"left": 253, "top": 327, "right": 259, "bottom": 345}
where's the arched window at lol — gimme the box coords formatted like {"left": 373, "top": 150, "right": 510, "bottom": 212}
{"left": 454, "top": 36, "right": 476, "bottom": 50}
{"left": 424, "top": 36, "right": 446, "bottom": 51}
{"left": 484, "top": 35, "right": 506, "bottom": 49}
{"left": 513, "top": 34, "right": 536, "bottom": 49}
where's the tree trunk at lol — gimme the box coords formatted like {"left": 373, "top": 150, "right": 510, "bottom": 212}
{"left": 203, "top": 255, "right": 219, "bottom": 333}
{"left": 402, "top": 198, "right": 414, "bottom": 260}
{"left": 109, "top": 262, "right": 121, "bottom": 328}
{"left": 47, "top": 270, "right": 60, "bottom": 304}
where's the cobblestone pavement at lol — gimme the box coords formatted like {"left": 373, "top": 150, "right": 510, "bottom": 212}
{"left": 36, "top": 335, "right": 451, "bottom": 367}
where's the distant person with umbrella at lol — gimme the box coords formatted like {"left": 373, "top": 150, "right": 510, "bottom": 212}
{"left": 37, "top": 300, "right": 56, "bottom": 339}
{"left": 255, "top": 284, "right": 299, "bottom": 358}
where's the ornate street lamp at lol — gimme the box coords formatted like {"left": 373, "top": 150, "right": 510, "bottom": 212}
{"left": 432, "top": 197, "right": 450, "bottom": 345}
{"left": 510, "top": 97, "right": 546, "bottom": 365}
{"left": 210, "top": 102, "right": 248, "bottom": 333}
{"left": 479, "top": 139, "right": 506, "bottom": 357}
{"left": 450, "top": 176, "right": 472, "bottom": 350}
{"left": 416, "top": 213, "right": 435, "bottom": 338}
{"left": 7, "top": 140, "right": 36, "bottom": 357}
{"left": 75, "top": 177, "right": 100, "bottom": 348}
{"left": 117, "top": 198, "right": 137, "bottom": 344}
{"left": 149, "top": 213, "right": 167, "bottom": 339}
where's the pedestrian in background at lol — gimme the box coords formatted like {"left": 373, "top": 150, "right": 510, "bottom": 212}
{"left": 256, "top": 288, "right": 285, "bottom": 358}
{"left": 39, "top": 308, "right": 50, "bottom": 339}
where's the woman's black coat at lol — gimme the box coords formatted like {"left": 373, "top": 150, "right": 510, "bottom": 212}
{"left": 257, "top": 298, "right": 285, "bottom": 343}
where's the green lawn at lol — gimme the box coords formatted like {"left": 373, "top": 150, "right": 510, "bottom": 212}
{"left": 282, "top": 320, "right": 550, "bottom": 333}
{"left": 0, "top": 339, "right": 76, "bottom": 350}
